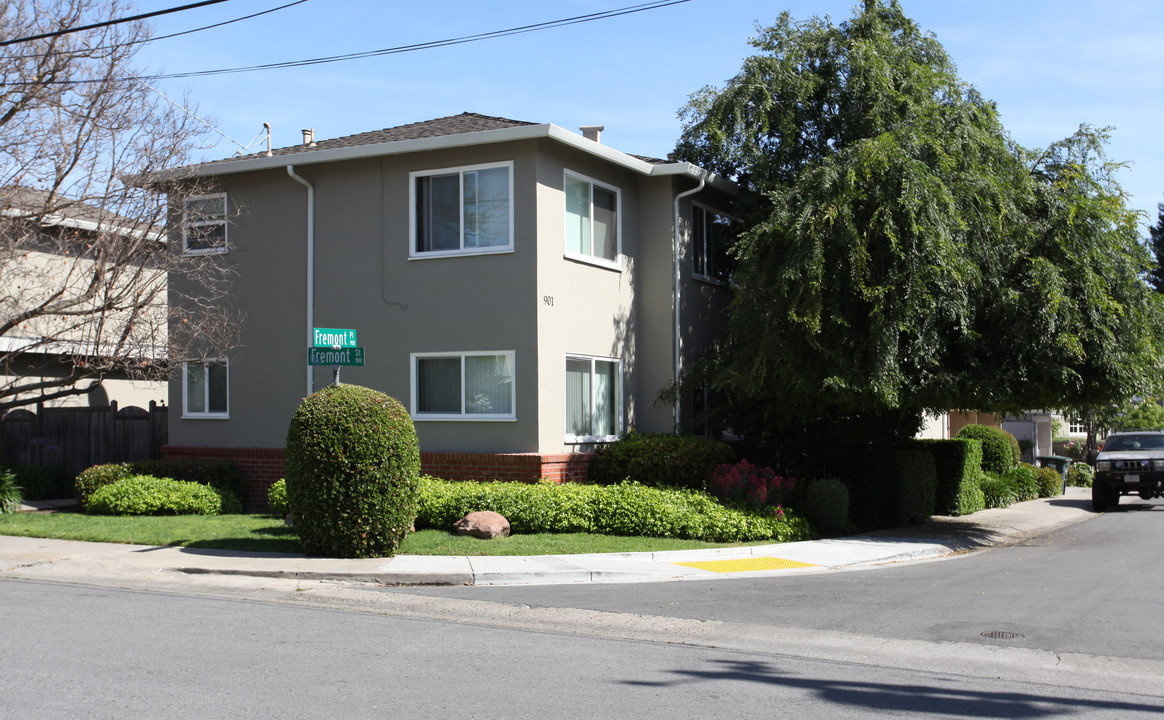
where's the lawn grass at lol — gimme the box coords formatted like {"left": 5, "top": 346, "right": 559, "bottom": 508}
{"left": 0, "top": 512, "right": 768, "bottom": 556}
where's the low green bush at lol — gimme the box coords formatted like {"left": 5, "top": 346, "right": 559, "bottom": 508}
{"left": 128, "top": 460, "right": 246, "bottom": 506}
{"left": 76, "top": 461, "right": 244, "bottom": 512}
{"left": 75, "top": 463, "right": 133, "bottom": 508}
{"left": 954, "top": 424, "right": 1020, "bottom": 474}
{"left": 588, "top": 431, "right": 735, "bottom": 490}
{"left": 0, "top": 468, "right": 22, "bottom": 513}
{"left": 1067, "top": 463, "right": 1094, "bottom": 488}
{"left": 1034, "top": 465, "right": 1063, "bottom": 498}
{"left": 415, "top": 477, "right": 813, "bottom": 544}
{"left": 804, "top": 478, "right": 849, "bottom": 533}
{"left": 979, "top": 471, "right": 1018, "bottom": 509}
{"left": 1003, "top": 463, "right": 1040, "bottom": 502}
{"left": 267, "top": 478, "right": 289, "bottom": 515}
{"left": 85, "top": 475, "right": 226, "bottom": 516}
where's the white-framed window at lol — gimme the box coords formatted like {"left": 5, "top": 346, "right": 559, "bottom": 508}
{"left": 1069, "top": 418, "right": 1087, "bottom": 435}
{"left": 410, "top": 162, "right": 513, "bottom": 257}
{"left": 692, "top": 203, "right": 736, "bottom": 283}
{"left": 182, "top": 360, "right": 228, "bottom": 418}
{"left": 411, "top": 351, "right": 515, "bottom": 420}
{"left": 564, "top": 171, "right": 620, "bottom": 266}
{"left": 565, "top": 355, "right": 622, "bottom": 442}
{"left": 183, "top": 193, "right": 228, "bottom": 255}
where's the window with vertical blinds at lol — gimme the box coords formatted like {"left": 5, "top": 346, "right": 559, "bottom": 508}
{"left": 564, "top": 171, "right": 619, "bottom": 265}
{"left": 566, "top": 355, "right": 621, "bottom": 441}
{"left": 411, "top": 352, "right": 515, "bottom": 420}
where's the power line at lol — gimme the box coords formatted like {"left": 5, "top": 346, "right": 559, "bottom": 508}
{"left": 0, "top": 0, "right": 689, "bottom": 85}
{"left": 158, "top": 0, "right": 691, "bottom": 79}
{"left": 148, "top": 0, "right": 308, "bottom": 45}
{"left": 0, "top": 1, "right": 310, "bottom": 60}
{"left": 0, "top": 0, "right": 235, "bottom": 47}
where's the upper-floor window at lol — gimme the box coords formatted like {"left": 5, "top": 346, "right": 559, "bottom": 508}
{"left": 411, "top": 351, "right": 515, "bottom": 420}
{"left": 411, "top": 162, "right": 512, "bottom": 257}
{"left": 565, "top": 355, "right": 622, "bottom": 442}
{"left": 183, "top": 359, "right": 228, "bottom": 418}
{"left": 183, "top": 194, "right": 227, "bottom": 255}
{"left": 564, "top": 171, "right": 619, "bottom": 265}
{"left": 692, "top": 203, "right": 736, "bottom": 283}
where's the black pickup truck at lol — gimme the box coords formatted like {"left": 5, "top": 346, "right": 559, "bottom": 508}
{"left": 1092, "top": 430, "right": 1164, "bottom": 512}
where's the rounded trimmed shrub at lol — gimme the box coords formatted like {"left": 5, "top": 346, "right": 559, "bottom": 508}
{"left": 268, "top": 478, "right": 289, "bottom": 516}
{"left": 955, "top": 424, "right": 1020, "bottom": 474}
{"left": 284, "top": 384, "right": 420, "bottom": 558}
{"left": 804, "top": 478, "right": 849, "bottom": 533}
{"left": 86, "top": 475, "right": 224, "bottom": 516}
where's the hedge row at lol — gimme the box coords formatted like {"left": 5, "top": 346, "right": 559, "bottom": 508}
{"left": 414, "top": 476, "right": 813, "bottom": 544}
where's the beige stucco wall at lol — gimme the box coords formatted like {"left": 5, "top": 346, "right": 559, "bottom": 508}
{"left": 168, "top": 138, "right": 733, "bottom": 455}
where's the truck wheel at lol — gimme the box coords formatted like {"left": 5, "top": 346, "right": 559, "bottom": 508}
{"left": 1092, "top": 482, "right": 1108, "bottom": 512}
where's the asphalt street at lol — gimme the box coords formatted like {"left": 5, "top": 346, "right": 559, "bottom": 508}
{"left": 2, "top": 490, "right": 1162, "bottom": 717}
{"left": 3, "top": 578, "right": 1163, "bottom": 719}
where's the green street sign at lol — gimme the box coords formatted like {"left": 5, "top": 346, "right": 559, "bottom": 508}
{"left": 313, "top": 327, "right": 357, "bottom": 348}
{"left": 308, "top": 347, "right": 365, "bottom": 366}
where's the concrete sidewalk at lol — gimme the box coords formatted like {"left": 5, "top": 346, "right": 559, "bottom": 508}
{"left": 0, "top": 488, "right": 1096, "bottom": 587}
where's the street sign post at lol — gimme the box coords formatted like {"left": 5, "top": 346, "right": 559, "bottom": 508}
{"left": 309, "top": 328, "right": 364, "bottom": 386}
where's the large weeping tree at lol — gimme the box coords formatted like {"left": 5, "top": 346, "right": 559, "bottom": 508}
{"left": 0, "top": 0, "right": 239, "bottom": 413}
{"left": 674, "top": 0, "right": 1163, "bottom": 449}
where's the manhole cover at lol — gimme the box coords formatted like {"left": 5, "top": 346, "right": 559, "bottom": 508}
{"left": 981, "top": 630, "right": 1025, "bottom": 640}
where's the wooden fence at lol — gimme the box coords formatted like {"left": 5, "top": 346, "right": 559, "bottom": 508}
{"left": 1, "top": 401, "right": 167, "bottom": 474}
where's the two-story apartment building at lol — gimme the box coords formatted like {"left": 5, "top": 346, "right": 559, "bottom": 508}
{"left": 161, "top": 113, "right": 737, "bottom": 501}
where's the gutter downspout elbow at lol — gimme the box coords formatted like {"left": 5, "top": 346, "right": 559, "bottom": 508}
{"left": 287, "top": 165, "right": 315, "bottom": 396}
{"left": 672, "top": 177, "right": 705, "bottom": 434}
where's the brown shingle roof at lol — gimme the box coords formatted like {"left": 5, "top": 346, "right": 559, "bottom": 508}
{"left": 212, "top": 112, "right": 538, "bottom": 165}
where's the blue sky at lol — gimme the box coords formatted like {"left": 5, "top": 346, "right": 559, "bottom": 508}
{"left": 133, "top": 0, "right": 1164, "bottom": 226}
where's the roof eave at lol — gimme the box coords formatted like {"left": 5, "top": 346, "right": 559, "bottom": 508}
{"left": 157, "top": 123, "right": 736, "bottom": 194}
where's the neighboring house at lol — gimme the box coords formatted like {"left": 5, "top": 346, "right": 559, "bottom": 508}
{"left": 161, "top": 113, "right": 738, "bottom": 497}
{"left": 0, "top": 187, "right": 167, "bottom": 412}
{"left": 917, "top": 411, "right": 1004, "bottom": 441}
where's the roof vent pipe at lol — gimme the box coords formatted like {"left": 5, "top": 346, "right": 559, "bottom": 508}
{"left": 580, "top": 125, "right": 604, "bottom": 143}
{"left": 263, "top": 122, "right": 272, "bottom": 157}
{"left": 302, "top": 128, "right": 316, "bottom": 147}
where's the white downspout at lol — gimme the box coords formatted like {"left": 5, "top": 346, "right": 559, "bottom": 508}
{"left": 672, "top": 177, "right": 704, "bottom": 433}
{"left": 287, "top": 165, "right": 315, "bottom": 396}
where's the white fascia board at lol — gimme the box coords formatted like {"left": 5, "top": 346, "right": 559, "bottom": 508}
{"left": 0, "top": 334, "right": 164, "bottom": 361}
{"left": 177, "top": 123, "right": 737, "bottom": 195}
{"left": 1, "top": 208, "right": 164, "bottom": 242}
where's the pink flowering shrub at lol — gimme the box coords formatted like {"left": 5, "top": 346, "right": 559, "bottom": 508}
{"left": 708, "top": 459, "right": 798, "bottom": 512}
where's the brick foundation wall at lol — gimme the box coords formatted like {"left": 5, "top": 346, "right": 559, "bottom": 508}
{"left": 161, "top": 446, "right": 596, "bottom": 509}
{"left": 420, "top": 452, "right": 594, "bottom": 484}
{"left": 162, "top": 446, "right": 285, "bottom": 511}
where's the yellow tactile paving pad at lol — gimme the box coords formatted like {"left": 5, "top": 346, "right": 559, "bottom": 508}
{"left": 675, "top": 556, "right": 818, "bottom": 573}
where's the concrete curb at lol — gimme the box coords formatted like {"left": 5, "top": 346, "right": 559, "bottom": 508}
{"left": 0, "top": 488, "right": 1098, "bottom": 586}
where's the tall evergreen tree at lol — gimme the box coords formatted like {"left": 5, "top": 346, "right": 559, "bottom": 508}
{"left": 675, "top": 0, "right": 1163, "bottom": 447}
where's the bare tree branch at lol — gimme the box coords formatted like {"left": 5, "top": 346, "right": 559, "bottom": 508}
{"left": 0, "top": 0, "right": 242, "bottom": 415}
